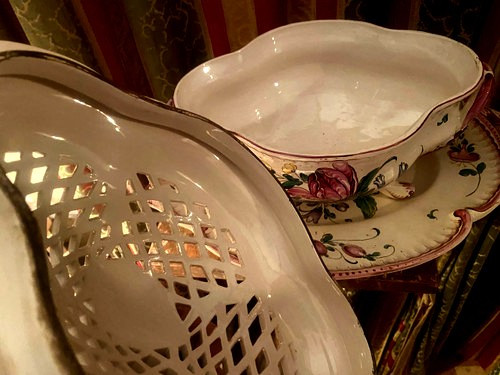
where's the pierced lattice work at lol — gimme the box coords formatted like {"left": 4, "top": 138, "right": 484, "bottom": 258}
{"left": 2, "top": 150, "right": 298, "bottom": 375}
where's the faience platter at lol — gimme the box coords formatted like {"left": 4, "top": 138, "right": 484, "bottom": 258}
{"left": 309, "top": 113, "right": 499, "bottom": 279}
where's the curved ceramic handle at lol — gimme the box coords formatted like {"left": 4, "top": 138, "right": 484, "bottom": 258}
{"left": 464, "top": 66, "right": 494, "bottom": 127}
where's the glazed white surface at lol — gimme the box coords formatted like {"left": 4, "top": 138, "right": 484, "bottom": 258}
{"left": 175, "top": 21, "right": 481, "bottom": 156}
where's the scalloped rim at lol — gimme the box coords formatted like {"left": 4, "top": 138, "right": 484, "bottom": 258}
{"left": 330, "top": 116, "right": 499, "bottom": 279}
{"left": 174, "top": 20, "right": 484, "bottom": 160}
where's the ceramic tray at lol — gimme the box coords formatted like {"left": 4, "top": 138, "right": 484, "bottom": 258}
{"left": 309, "top": 114, "right": 499, "bottom": 279}
{"left": 0, "top": 42, "right": 372, "bottom": 374}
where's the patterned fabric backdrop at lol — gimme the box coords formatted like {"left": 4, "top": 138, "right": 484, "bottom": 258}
{"left": 0, "top": 0, "right": 498, "bottom": 105}
{"left": 0, "top": 0, "right": 498, "bottom": 373}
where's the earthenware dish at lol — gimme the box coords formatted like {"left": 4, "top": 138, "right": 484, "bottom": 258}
{"left": 174, "top": 20, "right": 493, "bottom": 206}
{"left": 0, "top": 42, "right": 372, "bottom": 374}
{"left": 309, "top": 113, "right": 499, "bottom": 279}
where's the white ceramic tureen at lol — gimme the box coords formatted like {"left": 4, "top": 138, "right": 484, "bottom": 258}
{"left": 174, "top": 20, "right": 493, "bottom": 207}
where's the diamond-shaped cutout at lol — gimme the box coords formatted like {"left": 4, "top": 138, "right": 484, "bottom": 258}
{"left": 190, "top": 265, "right": 208, "bottom": 282}
{"left": 213, "top": 269, "right": 227, "bottom": 287}
{"left": 107, "top": 245, "right": 124, "bottom": 259}
{"left": 5, "top": 171, "right": 17, "bottom": 183}
{"left": 100, "top": 224, "right": 111, "bottom": 239}
{"left": 30, "top": 166, "right": 47, "bottom": 184}
{"left": 210, "top": 338, "right": 222, "bottom": 358}
{"left": 190, "top": 330, "right": 202, "bottom": 350}
{"left": 249, "top": 315, "right": 263, "bottom": 345}
{"left": 170, "top": 261, "right": 186, "bottom": 277}
{"left": 157, "top": 221, "right": 172, "bottom": 234}
{"left": 144, "top": 241, "right": 159, "bottom": 254}
{"left": 58, "top": 164, "right": 77, "bottom": 179}
{"left": 127, "top": 243, "right": 139, "bottom": 255}
{"left": 162, "top": 240, "right": 180, "bottom": 255}
{"left": 193, "top": 203, "right": 210, "bottom": 219}
{"left": 178, "top": 222, "right": 195, "bottom": 237}
{"left": 189, "top": 317, "right": 202, "bottom": 332}
{"left": 226, "top": 314, "right": 239, "bottom": 341}
{"left": 4, "top": 151, "right": 21, "bottom": 163}
{"left": 171, "top": 201, "right": 188, "bottom": 216}
{"left": 126, "top": 179, "right": 136, "bottom": 195}
{"left": 137, "top": 172, "right": 155, "bottom": 190}
{"left": 46, "top": 213, "right": 61, "bottom": 239}
{"left": 129, "top": 200, "right": 143, "bottom": 214}
{"left": 255, "top": 349, "right": 269, "bottom": 374}
{"left": 174, "top": 282, "right": 191, "bottom": 299}
{"left": 201, "top": 225, "right": 217, "bottom": 239}
{"left": 150, "top": 260, "right": 165, "bottom": 274}
{"left": 25, "top": 192, "right": 39, "bottom": 211}
{"left": 214, "top": 358, "right": 227, "bottom": 374}
{"left": 46, "top": 245, "right": 60, "bottom": 267}
{"left": 207, "top": 315, "right": 217, "bottom": 336}
{"left": 184, "top": 243, "right": 200, "bottom": 258}
{"left": 89, "top": 203, "right": 106, "bottom": 220}
{"left": 74, "top": 182, "right": 96, "bottom": 199}
{"left": 62, "top": 235, "right": 78, "bottom": 257}
{"left": 122, "top": 220, "right": 133, "bottom": 235}
{"left": 83, "top": 164, "right": 93, "bottom": 175}
{"left": 197, "top": 289, "right": 210, "bottom": 298}
{"left": 68, "top": 208, "right": 83, "bottom": 228}
{"left": 137, "top": 222, "right": 150, "bottom": 234}
{"left": 175, "top": 303, "right": 191, "bottom": 321}
{"left": 148, "top": 199, "right": 165, "bottom": 213}
{"left": 206, "top": 244, "right": 222, "bottom": 261}
{"left": 154, "top": 347, "right": 170, "bottom": 359}
{"left": 142, "top": 355, "right": 160, "bottom": 368}
{"left": 50, "top": 188, "right": 66, "bottom": 205}
{"left": 79, "top": 231, "right": 94, "bottom": 248}
{"left": 231, "top": 340, "right": 245, "bottom": 366}
{"left": 32, "top": 151, "right": 45, "bottom": 159}
{"left": 228, "top": 248, "right": 242, "bottom": 267}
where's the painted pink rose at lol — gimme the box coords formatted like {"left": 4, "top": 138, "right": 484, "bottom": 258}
{"left": 287, "top": 162, "right": 358, "bottom": 201}
{"left": 341, "top": 244, "right": 366, "bottom": 258}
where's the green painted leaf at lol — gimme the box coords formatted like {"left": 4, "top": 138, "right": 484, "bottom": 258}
{"left": 325, "top": 245, "right": 336, "bottom": 252}
{"left": 357, "top": 156, "right": 397, "bottom": 194}
{"left": 371, "top": 252, "right": 381, "bottom": 256}
{"left": 281, "top": 180, "right": 302, "bottom": 188}
{"left": 477, "top": 162, "right": 486, "bottom": 174}
{"left": 354, "top": 195, "right": 378, "bottom": 219}
{"left": 467, "top": 144, "right": 475, "bottom": 152}
{"left": 459, "top": 168, "right": 477, "bottom": 176}
{"left": 323, "top": 208, "right": 336, "bottom": 220}
{"left": 283, "top": 174, "right": 295, "bottom": 181}
{"left": 321, "top": 233, "right": 333, "bottom": 243}
{"left": 300, "top": 173, "right": 309, "bottom": 182}
{"left": 357, "top": 168, "right": 380, "bottom": 194}
{"left": 364, "top": 255, "right": 376, "bottom": 261}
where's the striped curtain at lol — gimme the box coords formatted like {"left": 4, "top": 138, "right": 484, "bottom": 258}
{"left": 0, "top": 0, "right": 498, "bottom": 373}
{"left": 0, "top": 0, "right": 498, "bottom": 105}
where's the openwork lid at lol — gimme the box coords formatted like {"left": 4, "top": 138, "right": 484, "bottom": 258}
{"left": 0, "top": 43, "right": 372, "bottom": 374}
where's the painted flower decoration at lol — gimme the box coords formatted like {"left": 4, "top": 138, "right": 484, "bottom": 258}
{"left": 448, "top": 144, "right": 480, "bottom": 162}
{"left": 287, "top": 162, "right": 358, "bottom": 201}
{"left": 313, "top": 240, "right": 328, "bottom": 256}
{"left": 341, "top": 244, "right": 366, "bottom": 258}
